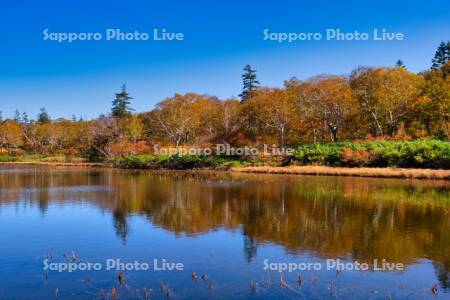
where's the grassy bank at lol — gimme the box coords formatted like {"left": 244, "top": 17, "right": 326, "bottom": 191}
{"left": 110, "top": 154, "right": 250, "bottom": 170}
{"left": 1, "top": 140, "right": 449, "bottom": 179}
{"left": 0, "top": 154, "right": 250, "bottom": 170}
{"left": 0, "top": 153, "right": 87, "bottom": 163}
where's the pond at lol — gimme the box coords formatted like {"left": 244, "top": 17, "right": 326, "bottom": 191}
{"left": 0, "top": 165, "right": 449, "bottom": 299}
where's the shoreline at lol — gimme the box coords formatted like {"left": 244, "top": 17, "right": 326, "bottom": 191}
{"left": 1, "top": 161, "right": 449, "bottom": 180}
{"left": 0, "top": 161, "right": 114, "bottom": 168}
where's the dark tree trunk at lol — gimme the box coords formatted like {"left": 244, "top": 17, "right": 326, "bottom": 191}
{"left": 328, "top": 122, "right": 339, "bottom": 142}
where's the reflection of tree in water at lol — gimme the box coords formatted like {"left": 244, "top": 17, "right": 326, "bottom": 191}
{"left": 1, "top": 168, "right": 449, "bottom": 288}
{"left": 37, "top": 195, "right": 49, "bottom": 216}
{"left": 113, "top": 210, "right": 129, "bottom": 245}
{"left": 434, "top": 262, "right": 450, "bottom": 290}
{"left": 243, "top": 234, "right": 257, "bottom": 263}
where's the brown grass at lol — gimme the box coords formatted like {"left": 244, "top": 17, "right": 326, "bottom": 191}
{"left": 232, "top": 166, "right": 450, "bottom": 180}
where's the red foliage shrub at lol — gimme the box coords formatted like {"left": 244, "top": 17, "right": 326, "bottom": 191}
{"left": 108, "top": 141, "right": 151, "bottom": 157}
{"left": 342, "top": 148, "right": 371, "bottom": 167}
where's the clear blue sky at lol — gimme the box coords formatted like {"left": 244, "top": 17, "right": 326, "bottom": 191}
{"left": 1, "top": 0, "right": 449, "bottom": 119}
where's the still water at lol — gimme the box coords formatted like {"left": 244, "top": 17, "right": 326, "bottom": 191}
{"left": 0, "top": 165, "right": 449, "bottom": 299}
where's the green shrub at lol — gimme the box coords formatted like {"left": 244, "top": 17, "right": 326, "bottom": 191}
{"left": 295, "top": 143, "right": 351, "bottom": 166}
{"left": 294, "top": 139, "right": 450, "bottom": 169}
{"left": 0, "top": 154, "right": 16, "bottom": 162}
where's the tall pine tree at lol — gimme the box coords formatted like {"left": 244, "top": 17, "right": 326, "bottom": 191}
{"left": 431, "top": 41, "right": 450, "bottom": 69}
{"left": 395, "top": 59, "right": 406, "bottom": 69}
{"left": 13, "top": 109, "right": 21, "bottom": 122}
{"left": 239, "top": 65, "right": 260, "bottom": 103}
{"left": 37, "top": 107, "right": 50, "bottom": 124}
{"left": 21, "top": 112, "right": 29, "bottom": 124}
{"left": 112, "top": 84, "right": 133, "bottom": 118}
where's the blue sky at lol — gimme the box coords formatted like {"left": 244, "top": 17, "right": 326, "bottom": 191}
{"left": 1, "top": 0, "right": 449, "bottom": 119}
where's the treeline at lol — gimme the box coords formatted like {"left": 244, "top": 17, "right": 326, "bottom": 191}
{"left": 0, "top": 42, "right": 449, "bottom": 162}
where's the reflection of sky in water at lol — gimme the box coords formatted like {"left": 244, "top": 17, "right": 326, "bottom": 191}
{"left": 0, "top": 166, "right": 449, "bottom": 299}
{"left": 0, "top": 203, "right": 445, "bottom": 299}
{"left": 2, "top": 185, "right": 110, "bottom": 193}
{"left": 200, "top": 181, "right": 251, "bottom": 188}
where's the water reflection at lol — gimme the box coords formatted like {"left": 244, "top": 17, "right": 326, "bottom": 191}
{"left": 0, "top": 166, "right": 449, "bottom": 290}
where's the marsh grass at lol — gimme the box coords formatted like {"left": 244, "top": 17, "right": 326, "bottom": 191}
{"left": 232, "top": 165, "right": 450, "bottom": 179}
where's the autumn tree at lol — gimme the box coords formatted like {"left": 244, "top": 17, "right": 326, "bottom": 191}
{"left": 415, "top": 64, "right": 450, "bottom": 137}
{"left": 119, "top": 115, "right": 144, "bottom": 143}
{"left": 305, "top": 76, "right": 357, "bottom": 142}
{"left": 89, "top": 117, "right": 120, "bottom": 158}
{"left": 36, "top": 122, "right": 65, "bottom": 153}
{"left": 244, "top": 88, "right": 296, "bottom": 146}
{"left": 0, "top": 120, "right": 23, "bottom": 149}
{"left": 21, "top": 123, "right": 39, "bottom": 152}
{"left": 239, "top": 65, "right": 260, "bottom": 103}
{"left": 112, "top": 84, "right": 133, "bottom": 118}
{"left": 350, "top": 67, "right": 424, "bottom": 136}
{"left": 285, "top": 79, "right": 323, "bottom": 142}
{"left": 216, "top": 99, "right": 242, "bottom": 143}
{"left": 287, "top": 76, "right": 356, "bottom": 142}
{"left": 61, "top": 120, "right": 92, "bottom": 155}
{"left": 193, "top": 96, "right": 222, "bottom": 142}
{"left": 149, "top": 93, "right": 212, "bottom": 147}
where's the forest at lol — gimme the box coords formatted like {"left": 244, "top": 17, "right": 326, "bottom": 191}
{"left": 0, "top": 42, "right": 449, "bottom": 169}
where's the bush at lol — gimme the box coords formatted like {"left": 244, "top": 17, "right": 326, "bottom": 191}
{"left": 294, "top": 139, "right": 450, "bottom": 169}
{"left": 294, "top": 143, "right": 355, "bottom": 166}
{"left": 0, "top": 154, "right": 16, "bottom": 162}
{"left": 342, "top": 149, "right": 372, "bottom": 167}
